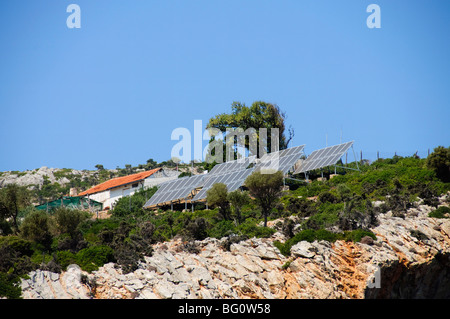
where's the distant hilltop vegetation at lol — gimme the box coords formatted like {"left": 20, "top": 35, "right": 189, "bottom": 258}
{"left": 0, "top": 160, "right": 200, "bottom": 206}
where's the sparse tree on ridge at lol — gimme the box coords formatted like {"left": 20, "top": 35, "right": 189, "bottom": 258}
{"left": 245, "top": 170, "right": 284, "bottom": 227}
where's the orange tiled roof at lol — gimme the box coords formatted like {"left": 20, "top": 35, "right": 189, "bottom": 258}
{"left": 79, "top": 168, "right": 161, "bottom": 196}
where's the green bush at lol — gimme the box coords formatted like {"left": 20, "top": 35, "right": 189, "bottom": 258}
{"left": 237, "top": 218, "right": 275, "bottom": 238}
{"left": 56, "top": 250, "right": 77, "bottom": 270}
{"left": 0, "top": 273, "right": 22, "bottom": 299}
{"left": 75, "top": 245, "right": 115, "bottom": 272}
{"left": 19, "top": 210, "right": 53, "bottom": 251}
{"left": 342, "top": 229, "right": 377, "bottom": 242}
{"left": 208, "top": 220, "right": 236, "bottom": 239}
{"left": 428, "top": 206, "right": 450, "bottom": 219}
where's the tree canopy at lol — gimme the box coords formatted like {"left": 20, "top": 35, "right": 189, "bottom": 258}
{"left": 244, "top": 170, "right": 284, "bottom": 227}
{"left": 206, "top": 101, "right": 294, "bottom": 158}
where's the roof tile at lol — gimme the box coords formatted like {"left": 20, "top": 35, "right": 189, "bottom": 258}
{"left": 79, "top": 168, "right": 161, "bottom": 196}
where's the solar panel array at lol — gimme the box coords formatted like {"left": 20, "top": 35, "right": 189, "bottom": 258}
{"left": 192, "top": 167, "right": 256, "bottom": 201}
{"left": 143, "top": 174, "right": 205, "bottom": 208}
{"left": 294, "top": 141, "right": 353, "bottom": 174}
{"left": 255, "top": 145, "right": 305, "bottom": 174}
{"left": 144, "top": 142, "right": 355, "bottom": 208}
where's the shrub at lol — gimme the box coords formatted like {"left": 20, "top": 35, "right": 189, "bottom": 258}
{"left": 245, "top": 170, "right": 284, "bottom": 227}
{"left": 0, "top": 236, "right": 36, "bottom": 275}
{"left": 426, "top": 146, "right": 450, "bottom": 183}
{"left": 75, "top": 245, "right": 115, "bottom": 272}
{"left": 56, "top": 250, "right": 77, "bottom": 270}
{"left": 53, "top": 208, "right": 89, "bottom": 238}
{"left": 180, "top": 217, "right": 209, "bottom": 241}
{"left": 207, "top": 183, "right": 231, "bottom": 220}
{"left": 19, "top": 211, "right": 53, "bottom": 251}
{"left": 428, "top": 206, "right": 450, "bottom": 219}
{"left": 237, "top": 218, "right": 275, "bottom": 238}
{"left": 208, "top": 220, "right": 235, "bottom": 239}
{"left": 318, "top": 191, "right": 338, "bottom": 204}
{"left": 0, "top": 273, "right": 22, "bottom": 299}
{"left": 342, "top": 229, "right": 377, "bottom": 242}
{"left": 227, "top": 190, "right": 250, "bottom": 224}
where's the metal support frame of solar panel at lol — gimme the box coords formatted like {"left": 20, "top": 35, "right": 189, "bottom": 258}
{"left": 208, "top": 155, "right": 256, "bottom": 175}
{"left": 294, "top": 141, "right": 353, "bottom": 174}
{"left": 254, "top": 145, "right": 305, "bottom": 174}
{"left": 144, "top": 174, "right": 205, "bottom": 208}
{"left": 193, "top": 167, "right": 255, "bottom": 202}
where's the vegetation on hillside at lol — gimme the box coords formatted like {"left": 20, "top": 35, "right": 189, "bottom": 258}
{"left": 0, "top": 147, "right": 449, "bottom": 298}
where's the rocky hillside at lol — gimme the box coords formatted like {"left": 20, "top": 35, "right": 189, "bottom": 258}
{"left": 0, "top": 167, "right": 89, "bottom": 189}
{"left": 20, "top": 201, "right": 450, "bottom": 299}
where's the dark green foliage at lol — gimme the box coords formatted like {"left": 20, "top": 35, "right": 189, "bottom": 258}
{"left": 318, "top": 191, "right": 338, "bottom": 204}
{"left": 0, "top": 184, "right": 31, "bottom": 233}
{"left": 206, "top": 101, "right": 294, "bottom": 156}
{"left": 429, "top": 206, "right": 450, "bottom": 219}
{"left": 75, "top": 245, "right": 115, "bottom": 272}
{"left": 0, "top": 273, "right": 22, "bottom": 299}
{"left": 227, "top": 190, "right": 250, "bottom": 224}
{"left": 180, "top": 217, "right": 209, "bottom": 241}
{"left": 20, "top": 210, "right": 53, "bottom": 251}
{"left": 111, "top": 187, "right": 157, "bottom": 217}
{"left": 245, "top": 170, "right": 284, "bottom": 227}
{"left": 410, "top": 229, "right": 429, "bottom": 241}
{"left": 0, "top": 236, "right": 35, "bottom": 274}
{"left": 285, "top": 196, "right": 317, "bottom": 217}
{"left": 426, "top": 146, "right": 450, "bottom": 182}
{"left": 206, "top": 183, "right": 231, "bottom": 220}
{"left": 237, "top": 218, "right": 275, "bottom": 238}
{"left": 53, "top": 207, "right": 89, "bottom": 238}
{"left": 56, "top": 245, "right": 115, "bottom": 272}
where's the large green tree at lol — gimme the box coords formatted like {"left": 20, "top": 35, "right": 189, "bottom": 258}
{"left": 206, "top": 101, "right": 294, "bottom": 159}
{"left": 244, "top": 170, "right": 284, "bottom": 227}
{"left": 206, "top": 183, "right": 231, "bottom": 220}
{"left": 227, "top": 190, "right": 250, "bottom": 225}
{"left": 427, "top": 146, "right": 450, "bottom": 183}
{"left": 0, "top": 184, "right": 31, "bottom": 234}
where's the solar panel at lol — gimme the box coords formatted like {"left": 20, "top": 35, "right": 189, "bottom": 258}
{"left": 143, "top": 174, "right": 206, "bottom": 207}
{"left": 208, "top": 155, "right": 256, "bottom": 175}
{"left": 192, "top": 167, "right": 255, "bottom": 201}
{"left": 255, "top": 145, "right": 305, "bottom": 174}
{"left": 294, "top": 141, "right": 353, "bottom": 174}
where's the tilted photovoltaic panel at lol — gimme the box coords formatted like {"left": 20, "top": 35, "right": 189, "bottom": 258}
{"left": 294, "top": 141, "right": 353, "bottom": 174}
{"left": 208, "top": 155, "right": 256, "bottom": 175}
{"left": 192, "top": 167, "right": 255, "bottom": 201}
{"left": 255, "top": 145, "right": 305, "bottom": 174}
{"left": 144, "top": 174, "right": 206, "bottom": 207}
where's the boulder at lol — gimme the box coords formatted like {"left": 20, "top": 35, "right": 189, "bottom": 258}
{"left": 291, "top": 241, "right": 316, "bottom": 258}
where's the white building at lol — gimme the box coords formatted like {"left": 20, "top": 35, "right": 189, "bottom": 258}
{"left": 79, "top": 168, "right": 179, "bottom": 209}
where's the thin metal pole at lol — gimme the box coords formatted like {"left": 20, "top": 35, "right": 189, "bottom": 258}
{"left": 352, "top": 145, "right": 360, "bottom": 171}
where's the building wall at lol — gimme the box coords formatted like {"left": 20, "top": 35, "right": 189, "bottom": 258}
{"left": 86, "top": 169, "right": 180, "bottom": 210}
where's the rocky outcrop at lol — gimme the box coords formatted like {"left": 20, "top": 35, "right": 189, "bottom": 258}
{"left": 21, "top": 265, "right": 91, "bottom": 299}
{"left": 20, "top": 203, "right": 450, "bottom": 299}
{"left": 0, "top": 166, "right": 89, "bottom": 189}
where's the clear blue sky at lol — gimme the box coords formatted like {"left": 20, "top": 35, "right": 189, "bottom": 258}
{"left": 1, "top": 0, "right": 449, "bottom": 171}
